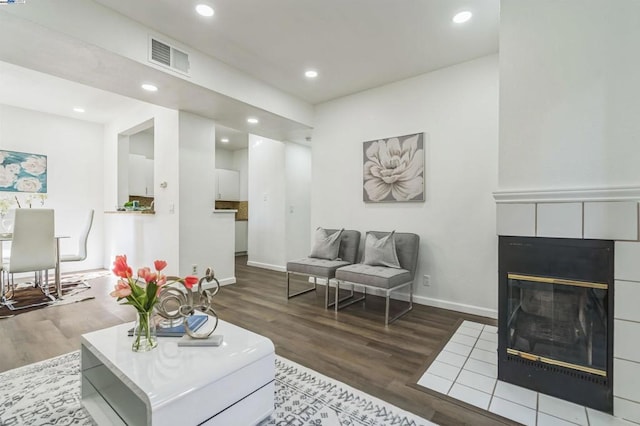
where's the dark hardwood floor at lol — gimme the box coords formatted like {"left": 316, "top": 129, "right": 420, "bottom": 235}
{"left": 0, "top": 257, "right": 511, "bottom": 425}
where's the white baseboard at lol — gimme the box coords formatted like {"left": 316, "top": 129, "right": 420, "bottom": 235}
{"left": 247, "top": 261, "right": 286, "bottom": 273}
{"left": 307, "top": 277, "right": 330, "bottom": 285}
{"left": 218, "top": 277, "right": 236, "bottom": 286}
{"left": 310, "top": 277, "right": 497, "bottom": 319}
{"left": 413, "top": 295, "right": 497, "bottom": 319}
{"left": 200, "top": 276, "right": 235, "bottom": 290}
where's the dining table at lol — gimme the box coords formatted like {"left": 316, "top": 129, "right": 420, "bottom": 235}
{"left": 0, "top": 233, "right": 69, "bottom": 299}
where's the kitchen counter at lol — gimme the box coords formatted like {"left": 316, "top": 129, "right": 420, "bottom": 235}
{"left": 105, "top": 210, "right": 155, "bottom": 215}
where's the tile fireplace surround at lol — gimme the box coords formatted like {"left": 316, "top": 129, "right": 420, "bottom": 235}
{"left": 494, "top": 187, "right": 640, "bottom": 423}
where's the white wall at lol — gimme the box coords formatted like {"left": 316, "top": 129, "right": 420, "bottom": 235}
{"left": 3, "top": 0, "right": 314, "bottom": 128}
{"left": 103, "top": 103, "right": 180, "bottom": 274}
{"left": 499, "top": 2, "right": 640, "bottom": 419}
{"left": 215, "top": 147, "right": 248, "bottom": 202}
{"left": 247, "top": 135, "right": 286, "bottom": 271}
{"left": 0, "top": 104, "right": 104, "bottom": 271}
{"left": 179, "top": 111, "right": 235, "bottom": 283}
{"left": 285, "top": 143, "right": 311, "bottom": 260}
{"left": 215, "top": 148, "right": 234, "bottom": 169}
{"left": 499, "top": 0, "right": 640, "bottom": 191}
{"left": 233, "top": 148, "right": 249, "bottom": 201}
{"left": 312, "top": 55, "right": 499, "bottom": 317}
{"left": 129, "top": 131, "right": 153, "bottom": 159}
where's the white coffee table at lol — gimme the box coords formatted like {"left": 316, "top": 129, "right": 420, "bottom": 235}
{"left": 80, "top": 317, "right": 275, "bottom": 425}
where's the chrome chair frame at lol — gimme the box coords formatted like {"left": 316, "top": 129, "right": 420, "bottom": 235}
{"left": 286, "top": 272, "right": 355, "bottom": 309}
{"left": 59, "top": 209, "right": 94, "bottom": 289}
{"left": 334, "top": 231, "right": 419, "bottom": 326}
{"left": 1, "top": 209, "right": 57, "bottom": 311}
{"left": 334, "top": 280, "right": 414, "bottom": 325}
{"left": 285, "top": 229, "right": 361, "bottom": 309}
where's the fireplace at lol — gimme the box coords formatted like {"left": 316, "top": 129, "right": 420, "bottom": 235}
{"left": 498, "top": 236, "right": 614, "bottom": 413}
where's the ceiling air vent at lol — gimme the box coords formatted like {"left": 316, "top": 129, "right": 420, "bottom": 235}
{"left": 149, "top": 37, "right": 190, "bottom": 75}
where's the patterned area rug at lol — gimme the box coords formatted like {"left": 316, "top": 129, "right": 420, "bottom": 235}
{"left": 0, "top": 270, "right": 109, "bottom": 317}
{"left": 0, "top": 351, "right": 435, "bottom": 426}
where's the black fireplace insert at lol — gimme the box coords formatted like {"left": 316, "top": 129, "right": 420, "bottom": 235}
{"left": 498, "top": 236, "right": 614, "bottom": 413}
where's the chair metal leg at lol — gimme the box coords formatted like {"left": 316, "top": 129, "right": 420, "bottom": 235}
{"left": 286, "top": 272, "right": 318, "bottom": 299}
{"left": 325, "top": 278, "right": 330, "bottom": 309}
{"left": 334, "top": 281, "right": 366, "bottom": 311}
{"left": 385, "top": 282, "right": 413, "bottom": 326}
{"left": 327, "top": 279, "right": 358, "bottom": 310}
{"left": 1, "top": 271, "right": 17, "bottom": 307}
{"left": 4, "top": 270, "right": 55, "bottom": 311}
{"left": 0, "top": 270, "right": 16, "bottom": 314}
{"left": 0, "top": 270, "right": 11, "bottom": 307}
{"left": 58, "top": 275, "right": 91, "bottom": 291}
{"left": 39, "top": 270, "right": 56, "bottom": 302}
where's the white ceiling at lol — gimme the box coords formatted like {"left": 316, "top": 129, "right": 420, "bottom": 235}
{"left": 0, "top": 61, "right": 149, "bottom": 124}
{"left": 94, "top": 0, "right": 500, "bottom": 105}
{"left": 0, "top": 1, "right": 499, "bottom": 149}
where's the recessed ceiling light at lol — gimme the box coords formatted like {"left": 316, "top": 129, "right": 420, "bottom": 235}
{"left": 141, "top": 83, "right": 158, "bottom": 92}
{"left": 196, "top": 4, "right": 214, "bottom": 17}
{"left": 221, "top": 138, "right": 229, "bottom": 143}
{"left": 305, "top": 70, "right": 318, "bottom": 78}
{"left": 73, "top": 107, "right": 85, "bottom": 113}
{"left": 247, "top": 118, "right": 259, "bottom": 124}
{"left": 453, "top": 11, "right": 472, "bottom": 24}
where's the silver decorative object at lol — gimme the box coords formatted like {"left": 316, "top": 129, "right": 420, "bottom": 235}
{"left": 155, "top": 267, "right": 220, "bottom": 339}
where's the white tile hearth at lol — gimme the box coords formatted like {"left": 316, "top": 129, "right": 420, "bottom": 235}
{"left": 435, "top": 349, "right": 467, "bottom": 368}
{"left": 418, "top": 321, "right": 638, "bottom": 425}
{"left": 417, "top": 372, "right": 452, "bottom": 394}
{"left": 490, "top": 396, "right": 537, "bottom": 426}
{"left": 456, "top": 369, "right": 496, "bottom": 394}
{"left": 538, "top": 394, "right": 588, "bottom": 425}
{"left": 449, "top": 383, "right": 491, "bottom": 409}
{"left": 493, "top": 381, "right": 537, "bottom": 409}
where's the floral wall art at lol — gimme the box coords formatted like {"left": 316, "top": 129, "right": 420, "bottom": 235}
{"left": 0, "top": 150, "right": 47, "bottom": 193}
{"left": 363, "top": 132, "right": 424, "bottom": 202}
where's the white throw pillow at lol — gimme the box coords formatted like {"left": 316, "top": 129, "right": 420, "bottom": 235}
{"left": 309, "top": 228, "right": 343, "bottom": 260}
{"left": 362, "top": 231, "right": 401, "bottom": 268}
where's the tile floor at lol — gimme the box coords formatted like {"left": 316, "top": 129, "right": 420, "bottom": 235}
{"left": 417, "top": 321, "right": 637, "bottom": 426}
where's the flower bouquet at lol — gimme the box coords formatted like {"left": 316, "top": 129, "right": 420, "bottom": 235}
{"left": 110, "top": 255, "right": 198, "bottom": 352}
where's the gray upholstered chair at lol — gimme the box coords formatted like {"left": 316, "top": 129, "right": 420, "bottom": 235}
{"left": 335, "top": 231, "right": 420, "bottom": 325}
{"left": 286, "top": 229, "right": 361, "bottom": 309}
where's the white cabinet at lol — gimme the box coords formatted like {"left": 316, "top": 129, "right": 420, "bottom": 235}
{"left": 128, "top": 154, "right": 154, "bottom": 197}
{"left": 235, "top": 221, "right": 248, "bottom": 253}
{"left": 216, "top": 169, "right": 240, "bottom": 201}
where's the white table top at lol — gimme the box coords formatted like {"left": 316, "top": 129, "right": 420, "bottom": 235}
{"left": 81, "top": 318, "right": 274, "bottom": 409}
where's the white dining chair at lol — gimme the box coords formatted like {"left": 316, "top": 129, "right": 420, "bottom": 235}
{"left": 1, "top": 209, "right": 56, "bottom": 310}
{"left": 59, "top": 209, "right": 94, "bottom": 288}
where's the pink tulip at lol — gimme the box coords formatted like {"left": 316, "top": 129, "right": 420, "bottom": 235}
{"left": 110, "top": 280, "right": 132, "bottom": 298}
{"left": 137, "top": 267, "right": 157, "bottom": 283}
{"left": 183, "top": 275, "right": 198, "bottom": 289}
{"left": 154, "top": 260, "right": 167, "bottom": 271}
{"left": 112, "top": 255, "right": 132, "bottom": 279}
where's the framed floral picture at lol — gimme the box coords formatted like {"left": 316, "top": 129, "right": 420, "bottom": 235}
{"left": 0, "top": 150, "right": 47, "bottom": 193}
{"left": 363, "top": 132, "right": 424, "bottom": 202}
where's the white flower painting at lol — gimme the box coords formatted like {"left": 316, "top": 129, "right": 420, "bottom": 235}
{"left": 363, "top": 133, "right": 425, "bottom": 202}
{"left": 0, "top": 150, "right": 47, "bottom": 193}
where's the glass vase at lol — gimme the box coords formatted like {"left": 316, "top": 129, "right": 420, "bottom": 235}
{"left": 1, "top": 216, "right": 13, "bottom": 234}
{"left": 132, "top": 311, "right": 158, "bottom": 352}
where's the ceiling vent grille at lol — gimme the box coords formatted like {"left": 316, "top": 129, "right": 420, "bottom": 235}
{"left": 149, "top": 37, "right": 190, "bottom": 75}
